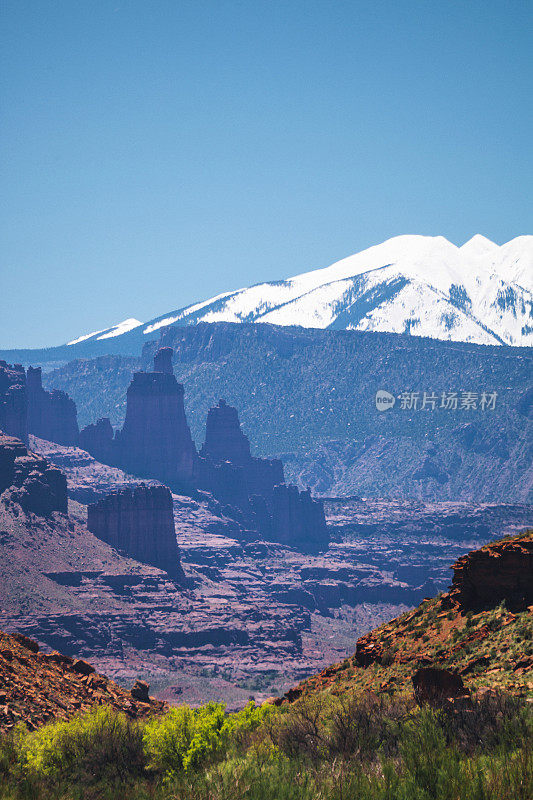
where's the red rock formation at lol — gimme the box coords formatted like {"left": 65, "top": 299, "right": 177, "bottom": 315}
{"left": 0, "top": 433, "right": 67, "bottom": 515}
{"left": 269, "top": 484, "right": 328, "bottom": 552}
{"left": 87, "top": 484, "right": 185, "bottom": 581}
{"left": 0, "top": 630, "right": 166, "bottom": 732}
{"left": 198, "top": 399, "right": 285, "bottom": 515}
{"left": 79, "top": 361, "right": 326, "bottom": 552}
{"left": 115, "top": 368, "right": 197, "bottom": 489}
{"left": 0, "top": 361, "right": 28, "bottom": 444}
{"left": 448, "top": 534, "right": 533, "bottom": 610}
{"left": 26, "top": 366, "right": 79, "bottom": 446}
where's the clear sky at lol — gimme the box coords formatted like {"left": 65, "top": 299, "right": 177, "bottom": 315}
{"left": 1, "top": 0, "right": 531, "bottom": 348}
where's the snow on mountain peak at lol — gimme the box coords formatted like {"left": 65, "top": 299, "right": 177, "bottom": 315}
{"left": 66, "top": 235, "right": 532, "bottom": 350}
{"left": 460, "top": 234, "right": 498, "bottom": 255}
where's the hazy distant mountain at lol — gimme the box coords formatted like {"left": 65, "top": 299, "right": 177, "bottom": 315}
{"left": 66, "top": 234, "right": 533, "bottom": 350}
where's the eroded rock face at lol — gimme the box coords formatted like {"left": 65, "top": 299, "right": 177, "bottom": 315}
{"left": 197, "top": 400, "right": 327, "bottom": 550}
{"left": 0, "top": 433, "right": 67, "bottom": 515}
{"left": 116, "top": 370, "right": 197, "bottom": 489}
{"left": 79, "top": 358, "right": 327, "bottom": 551}
{"left": 153, "top": 346, "right": 174, "bottom": 375}
{"left": 26, "top": 367, "right": 79, "bottom": 447}
{"left": 449, "top": 535, "right": 533, "bottom": 610}
{"left": 87, "top": 484, "right": 185, "bottom": 581}
{"left": 0, "top": 361, "right": 28, "bottom": 444}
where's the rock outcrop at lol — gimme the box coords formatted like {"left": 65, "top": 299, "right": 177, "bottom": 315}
{"left": 0, "top": 433, "right": 67, "bottom": 515}
{"left": 0, "top": 631, "right": 166, "bottom": 732}
{"left": 197, "top": 399, "right": 327, "bottom": 550}
{"left": 153, "top": 346, "right": 174, "bottom": 374}
{"left": 80, "top": 348, "right": 198, "bottom": 491}
{"left": 26, "top": 366, "right": 79, "bottom": 446}
{"left": 448, "top": 535, "right": 533, "bottom": 611}
{"left": 1, "top": 361, "right": 80, "bottom": 449}
{"left": 115, "top": 370, "right": 197, "bottom": 488}
{"left": 87, "top": 484, "right": 185, "bottom": 580}
{"left": 0, "top": 361, "right": 27, "bottom": 443}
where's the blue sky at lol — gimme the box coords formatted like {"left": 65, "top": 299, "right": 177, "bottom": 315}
{"left": 1, "top": 0, "right": 531, "bottom": 348}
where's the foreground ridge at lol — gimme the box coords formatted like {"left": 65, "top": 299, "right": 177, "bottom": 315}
{"left": 277, "top": 530, "right": 533, "bottom": 704}
{"left": 0, "top": 631, "right": 166, "bottom": 733}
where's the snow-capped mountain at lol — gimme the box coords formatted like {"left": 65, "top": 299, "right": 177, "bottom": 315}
{"left": 70, "top": 234, "right": 533, "bottom": 348}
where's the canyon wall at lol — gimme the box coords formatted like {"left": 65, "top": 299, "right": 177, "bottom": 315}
{"left": 87, "top": 484, "right": 185, "bottom": 580}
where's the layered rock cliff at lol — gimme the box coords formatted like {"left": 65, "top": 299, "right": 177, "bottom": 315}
{"left": 1, "top": 361, "right": 79, "bottom": 449}
{"left": 87, "top": 484, "right": 185, "bottom": 580}
{"left": 269, "top": 484, "right": 328, "bottom": 552}
{"left": 0, "top": 433, "right": 67, "bottom": 515}
{"left": 115, "top": 371, "right": 197, "bottom": 488}
{"left": 27, "top": 366, "right": 79, "bottom": 446}
{"left": 448, "top": 535, "right": 533, "bottom": 611}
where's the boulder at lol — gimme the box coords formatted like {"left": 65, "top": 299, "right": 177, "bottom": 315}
{"left": 130, "top": 679, "right": 150, "bottom": 703}
{"left": 412, "top": 667, "right": 471, "bottom": 708}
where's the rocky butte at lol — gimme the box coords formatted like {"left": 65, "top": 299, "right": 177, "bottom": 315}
{"left": 447, "top": 535, "right": 533, "bottom": 611}
{"left": 198, "top": 398, "right": 284, "bottom": 508}
{"left": 198, "top": 400, "right": 327, "bottom": 551}
{"left": 87, "top": 484, "right": 185, "bottom": 581}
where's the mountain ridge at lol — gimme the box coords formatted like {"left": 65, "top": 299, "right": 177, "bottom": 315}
{"left": 68, "top": 233, "right": 533, "bottom": 349}
{"left": 2, "top": 234, "right": 531, "bottom": 359}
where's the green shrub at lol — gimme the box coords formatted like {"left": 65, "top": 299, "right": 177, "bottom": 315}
{"left": 143, "top": 700, "right": 273, "bottom": 777}
{"left": 17, "top": 706, "right": 144, "bottom": 784}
